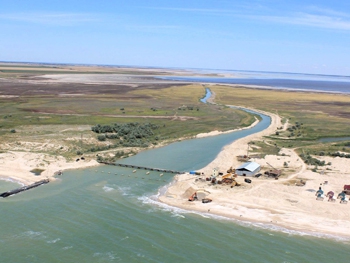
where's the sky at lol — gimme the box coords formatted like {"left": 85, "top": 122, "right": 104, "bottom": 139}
{"left": 1, "top": 0, "right": 350, "bottom": 75}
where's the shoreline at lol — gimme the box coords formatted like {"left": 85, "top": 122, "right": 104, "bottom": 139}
{"left": 195, "top": 116, "right": 259, "bottom": 139}
{"left": 158, "top": 108, "right": 350, "bottom": 239}
{"left": 10, "top": 71, "right": 350, "bottom": 95}
{"left": 154, "top": 190, "right": 350, "bottom": 241}
{"left": 0, "top": 151, "right": 100, "bottom": 186}
{"left": 157, "top": 77, "right": 350, "bottom": 95}
{"left": 206, "top": 82, "right": 350, "bottom": 95}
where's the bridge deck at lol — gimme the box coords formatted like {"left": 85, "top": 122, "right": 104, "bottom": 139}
{"left": 100, "top": 162, "right": 184, "bottom": 174}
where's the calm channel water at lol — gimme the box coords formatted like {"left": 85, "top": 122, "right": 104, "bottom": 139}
{"left": 1, "top": 110, "right": 350, "bottom": 262}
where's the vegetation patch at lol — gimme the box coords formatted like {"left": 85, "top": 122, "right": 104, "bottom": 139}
{"left": 248, "top": 141, "right": 280, "bottom": 158}
{"left": 96, "top": 150, "right": 137, "bottom": 163}
{"left": 91, "top": 122, "right": 160, "bottom": 149}
{"left": 294, "top": 141, "right": 350, "bottom": 161}
{"left": 299, "top": 153, "right": 329, "bottom": 166}
{"left": 212, "top": 85, "right": 350, "bottom": 169}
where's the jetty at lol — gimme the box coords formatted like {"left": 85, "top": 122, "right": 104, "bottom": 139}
{"left": 100, "top": 162, "right": 184, "bottom": 174}
{"left": 0, "top": 179, "right": 49, "bottom": 198}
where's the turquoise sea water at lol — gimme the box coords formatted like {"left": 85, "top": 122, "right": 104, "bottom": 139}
{"left": 1, "top": 111, "right": 350, "bottom": 262}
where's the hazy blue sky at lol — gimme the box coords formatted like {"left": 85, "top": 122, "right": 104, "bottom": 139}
{"left": 1, "top": 0, "right": 350, "bottom": 75}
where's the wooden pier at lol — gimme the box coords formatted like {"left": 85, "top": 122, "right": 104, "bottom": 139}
{"left": 100, "top": 162, "right": 184, "bottom": 174}
{"left": 0, "top": 179, "right": 49, "bottom": 198}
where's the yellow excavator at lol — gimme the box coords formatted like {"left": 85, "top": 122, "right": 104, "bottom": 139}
{"left": 220, "top": 169, "right": 240, "bottom": 187}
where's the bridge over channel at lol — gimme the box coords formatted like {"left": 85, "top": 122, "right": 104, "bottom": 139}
{"left": 100, "top": 162, "right": 185, "bottom": 174}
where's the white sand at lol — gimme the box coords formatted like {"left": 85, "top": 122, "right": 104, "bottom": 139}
{"left": 196, "top": 117, "right": 259, "bottom": 139}
{"left": 159, "top": 109, "right": 350, "bottom": 238}
{"left": 0, "top": 151, "right": 99, "bottom": 185}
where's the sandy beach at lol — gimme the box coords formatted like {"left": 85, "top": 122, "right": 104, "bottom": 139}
{"left": 0, "top": 151, "right": 99, "bottom": 185}
{"left": 159, "top": 108, "right": 350, "bottom": 238}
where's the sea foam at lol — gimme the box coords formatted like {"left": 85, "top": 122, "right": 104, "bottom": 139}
{"left": 139, "top": 186, "right": 350, "bottom": 243}
{"left": 102, "top": 185, "right": 114, "bottom": 192}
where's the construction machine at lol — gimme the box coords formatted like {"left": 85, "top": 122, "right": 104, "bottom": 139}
{"left": 265, "top": 162, "right": 282, "bottom": 179}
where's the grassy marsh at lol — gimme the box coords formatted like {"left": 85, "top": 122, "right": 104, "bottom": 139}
{"left": 0, "top": 76, "right": 256, "bottom": 159}
{"left": 210, "top": 85, "right": 350, "bottom": 160}
{"left": 1, "top": 64, "right": 349, "bottom": 162}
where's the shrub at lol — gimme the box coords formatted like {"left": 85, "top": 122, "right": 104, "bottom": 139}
{"left": 300, "top": 153, "right": 326, "bottom": 166}
{"left": 97, "top": 134, "right": 106, "bottom": 141}
{"left": 106, "top": 134, "right": 119, "bottom": 139}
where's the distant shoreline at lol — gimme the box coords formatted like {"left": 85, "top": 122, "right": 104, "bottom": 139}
{"left": 1, "top": 61, "right": 350, "bottom": 79}
{"left": 157, "top": 76, "right": 350, "bottom": 95}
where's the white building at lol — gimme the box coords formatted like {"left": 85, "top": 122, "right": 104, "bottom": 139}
{"left": 236, "top": 162, "right": 261, "bottom": 177}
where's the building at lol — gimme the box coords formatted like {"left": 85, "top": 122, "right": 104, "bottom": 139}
{"left": 236, "top": 161, "right": 261, "bottom": 177}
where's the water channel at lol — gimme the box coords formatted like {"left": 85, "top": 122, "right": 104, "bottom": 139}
{"left": 1, "top": 94, "right": 349, "bottom": 262}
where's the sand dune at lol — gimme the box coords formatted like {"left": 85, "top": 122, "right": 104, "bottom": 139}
{"left": 0, "top": 151, "right": 99, "bottom": 185}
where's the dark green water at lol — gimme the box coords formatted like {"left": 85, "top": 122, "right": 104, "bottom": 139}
{"left": 1, "top": 112, "right": 349, "bottom": 262}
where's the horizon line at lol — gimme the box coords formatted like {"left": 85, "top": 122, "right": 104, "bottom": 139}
{"left": 0, "top": 60, "right": 349, "bottom": 78}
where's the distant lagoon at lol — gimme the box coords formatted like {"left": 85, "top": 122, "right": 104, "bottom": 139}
{"left": 160, "top": 70, "right": 350, "bottom": 94}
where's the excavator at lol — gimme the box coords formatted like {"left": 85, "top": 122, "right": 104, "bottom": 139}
{"left": 188, "top": 191, "right": 212, "bottom": 203}
{"left": 188, "top": 192, "right": 198, "bottom": 201}
{"left": 265, "top": 162, "right": 282, "bottom": 179}
{"left": 219, "top": 168, "right": 241, "bottom": 187}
